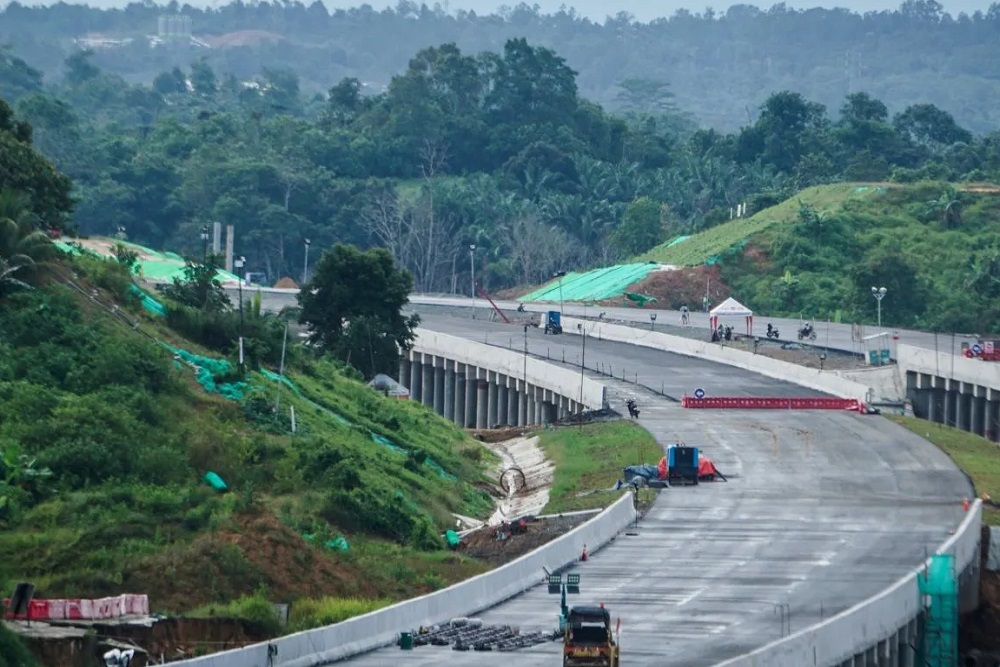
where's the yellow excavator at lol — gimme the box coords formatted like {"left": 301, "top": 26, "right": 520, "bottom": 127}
{"left": 562, "top": 604, "right": 619, "bottom": 667}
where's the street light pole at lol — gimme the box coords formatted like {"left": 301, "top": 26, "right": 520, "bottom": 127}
{"left": 470, "top": 244, "right": 477, "bottom": 319}
{"left": 303, "top": 238, "right": 311, "bottom": 284}
{"left": 554, "top": 270, "right": 566, "bottom": 316}
{"left": 578, "top": 322, "right": 586, "bottom": 429}
{"left": 871, "top": 286, "right": 887, "bottom": 328}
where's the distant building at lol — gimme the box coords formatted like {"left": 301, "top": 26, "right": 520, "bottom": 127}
{"left": 157, "top": 14, "right": 192, "bottom": 40}
{"left": 367, "top": 374, "right": 410, "bottom": 399}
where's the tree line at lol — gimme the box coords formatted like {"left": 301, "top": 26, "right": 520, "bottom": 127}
{"left": 3, "top": 37, "right": 998, "bottom": 294}
{"left": 6, "top": 0, "right": 1000, "bottom": 132}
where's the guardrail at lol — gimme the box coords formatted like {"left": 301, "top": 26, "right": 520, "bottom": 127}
{"left": 681, "top": 396, "right": 862, "bottom": 410}
{"left": 167, "top": 492, "right": 636, "bottom": 667}
{"left": 558, "top": 316, "right": 874, "bottom": 403}
{"left": 714, "top": 500, "right": 982, "bottom": 667}
{"left": 412, "top": 328, "right": 607, "bottom": 410}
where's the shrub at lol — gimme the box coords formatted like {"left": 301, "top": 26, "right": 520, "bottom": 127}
{"left": 288, "top": 597, "right": 393, "bottom": 632}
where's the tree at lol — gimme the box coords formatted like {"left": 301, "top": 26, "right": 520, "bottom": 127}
{"left": 0, "top": 189, "right": 55, "bottom": 291}
{"left": 0, "top": 100, "right": 73, "bottom": 229}
{"left": 160, "top": 256, "right": 231, "bottom": 312}
{"left": 298, "top": 243, "right": 419, "bottom": 377}
{"left": 610, "top": 197, "right": 664, "bottom": 258}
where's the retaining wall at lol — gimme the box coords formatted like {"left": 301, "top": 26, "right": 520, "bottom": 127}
{"left": 167, "top": 492, "right": 635, "bottom": 667}
{"left": 557, "top": 316, "right": 873, "bottom": 402}
{"left": 714, "top": 500, "right": 983, "bottom": 667}
{"left": 412, "top": 328, "right": 607, "bottom": 410}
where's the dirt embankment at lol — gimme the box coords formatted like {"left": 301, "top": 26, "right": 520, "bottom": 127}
{"left": 603, "top": 265, "right": 733, "bottom": 310}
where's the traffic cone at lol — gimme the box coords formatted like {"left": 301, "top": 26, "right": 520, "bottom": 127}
{"left": 962, "top": 498, "right": 970, "bottom": 512}
{"left": 581, "top": 544, "right": 588, "bottom": 561}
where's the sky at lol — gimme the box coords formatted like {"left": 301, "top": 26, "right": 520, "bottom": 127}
{"left": 13, "top": 0, "right": 994, "bottom": 21}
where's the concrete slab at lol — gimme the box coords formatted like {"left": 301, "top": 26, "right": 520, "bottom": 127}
{"left": 339, "top": 316, "right": 971, "bottom": 667}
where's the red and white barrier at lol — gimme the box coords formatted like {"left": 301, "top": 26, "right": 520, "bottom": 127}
{"left": 681, "top": 396, "right": 862, "bottom": 411}
{"left": 3, "top": 594, "right": 148, "bottom": 621}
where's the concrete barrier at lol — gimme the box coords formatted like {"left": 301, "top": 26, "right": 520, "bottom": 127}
{"left": 167, "top": 491, "right": 636, "bottom": 667}
{"left": 2, "top": 594, "right": 149, "bottom": 621}
{"left": 898, "top": 343, "right": 1000, "bottom": 392}
{"left": 714, "top": 500, "right": 982, "bottom": 667}
{"left": 558, "top": 317, "right": 874, "bottom": 402}
{"left": 412, "top": 328, "right": 607, "bottom": 410}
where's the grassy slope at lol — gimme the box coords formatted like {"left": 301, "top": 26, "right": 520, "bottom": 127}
{"left": 535, "top": 421, "right": 658, "bottom": 513}
{"left": 638, "top": 183, "right": 889, "bottom": 266}
{"left": 0, "top": 255, "right": 497, "bottom": 621}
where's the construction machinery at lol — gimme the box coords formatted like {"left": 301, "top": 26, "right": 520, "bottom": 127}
{"left": 563, "top": 605, "right": 620, "bottom": 667}
{"left": 547, "top": 573, "right": 620, "bottom": 666}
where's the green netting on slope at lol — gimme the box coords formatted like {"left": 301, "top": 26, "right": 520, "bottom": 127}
{"left": 666, "top": 235, "right": 690, "bottom": 248}
{"left": 128, "top": 284, "right": 167, "bottom": 318}
{"left": 161, "top": 342, "right": 249, "bottom": 399}
{"left": 75, "top": 237, "right": 241, "bottom": 284}
{"left": 520, "top": 262, "right": 660, "bottom": 302}
{"left": 918, "top": 554, "right": 958, "bottom": 667}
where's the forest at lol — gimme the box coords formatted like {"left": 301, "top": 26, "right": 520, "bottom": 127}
{"left": 5, "top": 0, "right": 1000, "bottom": 133}
{"left": 2, "top": 27, "right": 999, "bottom": 298}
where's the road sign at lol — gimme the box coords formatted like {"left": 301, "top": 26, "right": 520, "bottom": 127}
{"left": 972, "top": 344, "right": 983, "bottom": 355}
{"left": 986, "top": 341, "right": 995, "bottom": 354}
{"left": 694, "top": 388, "right": 705, "bottom": 399}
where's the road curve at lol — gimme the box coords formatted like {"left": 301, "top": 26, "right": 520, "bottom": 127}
{"left": 217, "top": 285, "right": 978, "bottom": 357}
{"left": 339, "top": 313, "right": 970, "bottom": 667}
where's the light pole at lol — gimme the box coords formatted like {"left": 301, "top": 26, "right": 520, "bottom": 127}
{"left": 554, "top": 270, "right": 566, "bottom": 316}
{"left": 303, "top": 238, "right": 312, "bottom": 284}
{"left": 234, "top": 256, "right": 246, "bottom": 371}
{"left": 200, "top": 225, "right": 210, "bottom": 261}
{"left": 577, "top": 321, "right": 587, "bottom": 429}
{"left": 871, "top": 286, "right": 887, "bottom": 328}
{"left": 470, "top": 244, "right": 477, "bottom": 319}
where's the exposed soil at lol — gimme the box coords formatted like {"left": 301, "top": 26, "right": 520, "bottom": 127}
{"left": 124, "top": 512, "right": 366, "bottom": 611}
{"left": 273, "top": 277, "right": 299, "bottom": 289}
{"left": 604, "top": 265, "right": 732, "bottom": 311}
{"left": 455, "top": 514, "right": 593, "bottom": 567}
{"left": 199, "top": 30, "right": 285, "bottom": 48}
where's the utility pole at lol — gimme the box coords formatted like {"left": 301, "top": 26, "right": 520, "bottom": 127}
{"left": 235, "top": 256, "right": 245, "bottom": 371}
{"left": 470, "top": 244, "right": 477, "bottom": 319}
{"left": 303, "top": 238, "right": 311, "bottom": 284}
{"left": 275, "top": 321, "right": 289, "bottom": 412}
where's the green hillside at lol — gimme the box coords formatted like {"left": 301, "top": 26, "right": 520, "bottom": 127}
{"left": 639, "top": 183, "right": 895, "bottom": 267}
{"left": 638, "top": 180, "right": 1000, "bottom": 332}
{"left": 0, "top": 252, "right": 496, "bottom": 618}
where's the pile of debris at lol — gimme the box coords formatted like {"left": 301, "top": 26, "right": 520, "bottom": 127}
{"left": 618, "top": 445, "right": 728, "bottom": 489}
{"left": 406, "top": 618, "right": 558, "bottom": 652}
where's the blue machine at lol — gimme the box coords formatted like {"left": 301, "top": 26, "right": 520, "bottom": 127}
{"left": 667, "top": 445, "right": 699, "bottom": 485}
{"left": 544, "top": 310, "right": 563, "bottom": 334}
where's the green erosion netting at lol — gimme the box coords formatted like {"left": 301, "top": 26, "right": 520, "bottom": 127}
{"left": 128, "top": 285, "right": 168, "bottom": 317}
{"left": 666, "top": 235, "right": 690, "bottom": 248}
{"left": 54, "top": 237, "right": 240, "bottom": 284}
{"left": 520, "top": 262, "right": 660, "bottom": 302}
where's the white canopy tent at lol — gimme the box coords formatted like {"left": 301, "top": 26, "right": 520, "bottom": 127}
{"left": 709, "top": 297, "right": 754, "bottom": 335}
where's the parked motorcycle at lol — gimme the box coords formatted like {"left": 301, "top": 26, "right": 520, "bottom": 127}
{"left": 797, "top": 323, "right": 817, "bottom": 341}
{"left": 766, "top": 323, "right": 780, "bottom": 339}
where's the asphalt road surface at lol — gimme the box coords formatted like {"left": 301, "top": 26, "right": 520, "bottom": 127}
{"left": 220, "top": 286, "right": 979, "bottom": 358}
{"left": 340, "top": 314, "right": 970, "bottom": 667}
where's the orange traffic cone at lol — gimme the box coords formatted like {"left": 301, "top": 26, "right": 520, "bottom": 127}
{"left": 962, "top": 498, "right": 970, "bottom": 512}
{"left": 581, "top": 544, "right": 588, "bottom": 562}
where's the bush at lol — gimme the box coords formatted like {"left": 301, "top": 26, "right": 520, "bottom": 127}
{"left": 0, "top": 623, "right": 40, "bottom": 667}
{"left": 288, "top": 597, "right": 393, "bottom": 632}
{"left": 189, "top": 587, "right": 281, "bottom": 637}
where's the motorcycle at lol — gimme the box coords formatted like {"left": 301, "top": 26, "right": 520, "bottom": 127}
{"left": 626, "top": 398, "right": 640, "bottom": 419}
{"left": 797, "top": 324, "right": 817, "bottom": 341}
{"left": 766, "top": 324, "right": 780, "bottom": 339}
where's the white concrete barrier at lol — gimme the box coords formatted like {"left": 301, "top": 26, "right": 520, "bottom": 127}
{"left": 714, "top": 500, "right": 982, "bottom": 667}
{"left": 412, "top": 328, "right": 606, "bottom": 410}
{"left": 168, "top": 492, "right": 635, "bottom": 667}
{"left": 558, "top": 317, "right": 874, "bottom": 403}
{"left": 898, "top": 343, "right": 1000, "bottom": 392}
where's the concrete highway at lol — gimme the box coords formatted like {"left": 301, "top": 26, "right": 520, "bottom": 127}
{"left": 340, "top": 313, "right": 971, "bottom": 667}
{"left": 218, "top": 286, "right": 980, "bottom": 358}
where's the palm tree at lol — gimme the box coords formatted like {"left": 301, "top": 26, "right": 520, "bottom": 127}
{"left": 0, "top": 255, "right": 35, "bottom": 297}
{"left": 0, "top": 189, "right": 56, "bottom": 285}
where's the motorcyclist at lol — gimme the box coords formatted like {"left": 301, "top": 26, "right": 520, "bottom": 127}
{"left": 767, "top": 323, "right": 776, "bottom": 335}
